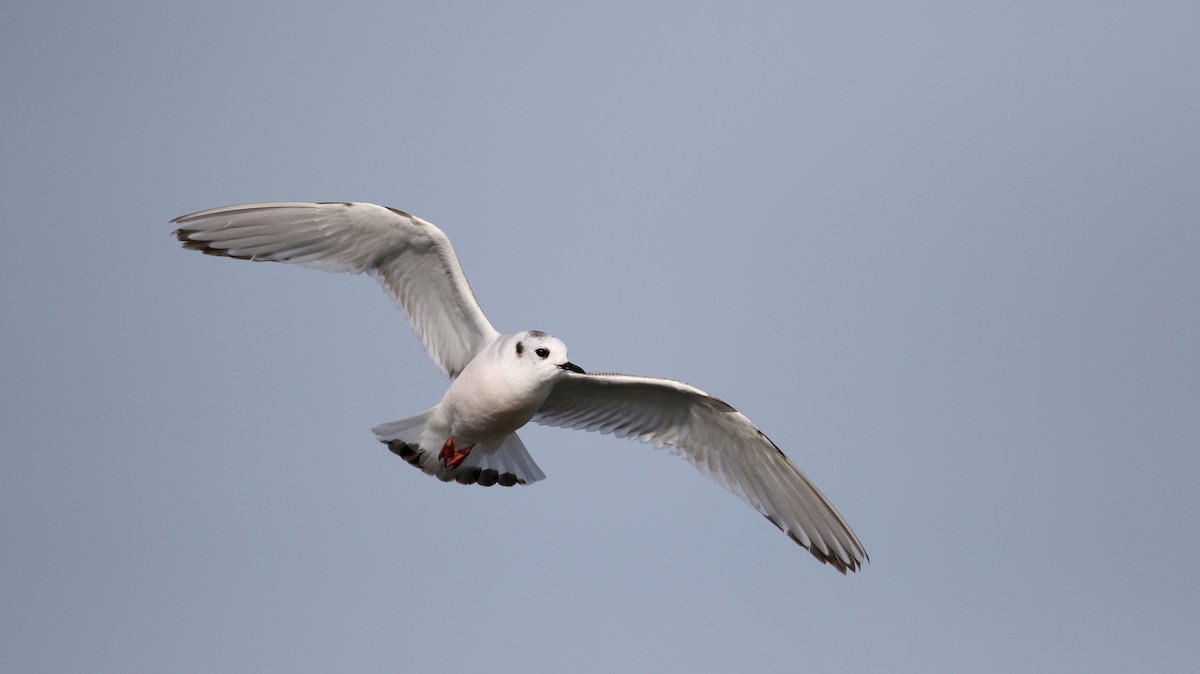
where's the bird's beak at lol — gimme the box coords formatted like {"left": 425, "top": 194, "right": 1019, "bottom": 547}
{"left": 558, "top": 361, "right": 585, "bottom": 374}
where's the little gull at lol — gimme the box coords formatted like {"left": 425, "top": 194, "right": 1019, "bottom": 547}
{"left": 173, "top": 201, "right": 867, "bottom": 573}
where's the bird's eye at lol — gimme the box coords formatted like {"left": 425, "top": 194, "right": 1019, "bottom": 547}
{"left": 535, "top": 347, "right": 550, "bottom": 359}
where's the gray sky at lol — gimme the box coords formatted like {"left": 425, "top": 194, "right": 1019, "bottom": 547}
{"left": 3, "top": 2, "right": 1198, "bottom": 672}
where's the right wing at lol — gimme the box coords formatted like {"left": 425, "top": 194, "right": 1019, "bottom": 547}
{"left": 173, "top": 201, "right": 499, "bottom": 378}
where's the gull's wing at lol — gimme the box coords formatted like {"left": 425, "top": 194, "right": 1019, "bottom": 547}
{"left": 535, "top": 372, "right": 867, "bottom": 573}
{"left": 173, "top": 202, "right": 499, "bottom": 378}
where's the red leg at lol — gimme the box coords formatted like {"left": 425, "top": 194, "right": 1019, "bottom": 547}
{"left": 438, "top": 436, "right": 475, "bottom": 468}
{"left": 447, "top": 445, "right": 474, "bottom": 468}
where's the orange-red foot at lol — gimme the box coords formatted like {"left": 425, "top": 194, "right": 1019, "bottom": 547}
{"left": 439, "top": 436, "right": 475, "bottom": 468}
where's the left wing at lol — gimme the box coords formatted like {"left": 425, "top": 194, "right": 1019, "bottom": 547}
{"left": 535, "top": 372, "right": 867, "bottom": 573}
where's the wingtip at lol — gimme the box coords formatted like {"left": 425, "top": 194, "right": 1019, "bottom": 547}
{"left": 772, "top": 516, "right": 865, "bottom": 574}
{"left": 174, "top": 227, "right": 260, "bottom": 261}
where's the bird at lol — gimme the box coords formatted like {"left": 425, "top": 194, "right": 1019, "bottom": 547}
{"left": 172, "top": 201, "right": 868, "bottom": 573}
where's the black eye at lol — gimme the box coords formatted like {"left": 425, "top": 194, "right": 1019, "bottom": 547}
{"left": 515, "top": 342, "right": 524, "bottom": 356}
{"left": 535, "top": 347, "right": 550, "bottom": 359}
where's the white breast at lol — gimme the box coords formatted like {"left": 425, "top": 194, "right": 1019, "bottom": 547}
{"left": 438, "top": 348, "right": 553, "bottom": 443}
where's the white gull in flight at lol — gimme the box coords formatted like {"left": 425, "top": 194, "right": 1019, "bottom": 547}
{"left": 173, "top": 201, "right": 868, "bottom": 573}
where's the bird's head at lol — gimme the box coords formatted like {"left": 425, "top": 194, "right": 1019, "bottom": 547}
{"left": 510, "top": 330, "right": 585, "bottom": 382}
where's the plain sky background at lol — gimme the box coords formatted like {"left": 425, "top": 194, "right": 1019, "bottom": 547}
{"left": 3, "top": 2, "right": 1198, "bottom": 672}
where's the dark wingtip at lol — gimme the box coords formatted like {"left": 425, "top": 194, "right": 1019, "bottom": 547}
{"left": 174, "top": 228, "right": 259, "bottom": 261}
{"left": 779, "top": 522, "right": 860, "bottom": 574}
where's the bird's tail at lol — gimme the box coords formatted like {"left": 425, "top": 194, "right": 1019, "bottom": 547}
{"left": 372, "top": 409, "right": 435, "bottom": 447}
{"left": 372, "top": 412, "right": 545, "bottom": 487}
